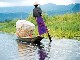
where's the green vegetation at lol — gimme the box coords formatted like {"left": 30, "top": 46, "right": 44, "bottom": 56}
{"left": 0, "top": 13, "right": 80, "bottom": 40}
{"left": 0, "top": 19, "right": 17, "bottom": 34}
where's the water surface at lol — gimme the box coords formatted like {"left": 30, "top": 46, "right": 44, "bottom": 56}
{"left": 0, "top": 32, "right": 80, "bottom": 60}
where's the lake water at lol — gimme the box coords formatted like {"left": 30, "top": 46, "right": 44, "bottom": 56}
{"left": 0, "top": 32, "right": 80, "bottom": 60}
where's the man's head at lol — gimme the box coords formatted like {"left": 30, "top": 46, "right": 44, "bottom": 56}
{"left": 34, "top": 2, "right": 39, "bottom": 7}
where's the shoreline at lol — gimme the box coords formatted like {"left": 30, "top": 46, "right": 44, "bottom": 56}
{"left": 0, "top": 31, "right": 80, "bottom": 41}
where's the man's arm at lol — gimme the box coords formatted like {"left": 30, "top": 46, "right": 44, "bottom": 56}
{"left": 33, "top": 9, "right": 35, "bottom": 17}
{"left": 38, "top": 7, "right": 42, "bottom": 15}
{"left": 33, "top": 9, "right": 37, "bottom": 19}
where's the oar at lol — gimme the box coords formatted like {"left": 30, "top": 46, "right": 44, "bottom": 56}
{"left": 47, "top": 32, "right": 52, "bottom": 42}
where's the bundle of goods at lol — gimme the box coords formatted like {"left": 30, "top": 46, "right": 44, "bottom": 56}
{"left": 16, "top": 20, "right": 35, "bottom": 38}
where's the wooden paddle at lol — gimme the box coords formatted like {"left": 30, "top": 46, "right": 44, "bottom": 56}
{"left": 47, "top": 32, "right": 52, "bottom": 42}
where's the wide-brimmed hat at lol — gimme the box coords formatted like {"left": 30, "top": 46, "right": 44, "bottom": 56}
{"left": 34, "top": 2, "right": 40, "bottom": 5}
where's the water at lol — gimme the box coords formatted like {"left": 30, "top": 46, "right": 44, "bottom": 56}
{"left": 0, "top": 32, "right": 80, "bottom": 60}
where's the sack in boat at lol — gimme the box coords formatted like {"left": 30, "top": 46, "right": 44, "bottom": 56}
{"left": 16, "top": 20, "right": 35, "bottom": 38}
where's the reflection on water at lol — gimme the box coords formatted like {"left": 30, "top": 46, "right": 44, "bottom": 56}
{"left": 17, "top": 42, "right": 50, "bottom": 60}
{"left": 0, "top": 32, "right": 80, "bottom": 60}
{"left": 17, "top": 43, "right": 38, "bottom": 60}
{"left": 38, "top": 45, "right": 47, "bottom": 60}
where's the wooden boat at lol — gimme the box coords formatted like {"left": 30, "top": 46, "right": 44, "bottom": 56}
{"left": 16, "top": 36, "right": 44, "bottom": 44}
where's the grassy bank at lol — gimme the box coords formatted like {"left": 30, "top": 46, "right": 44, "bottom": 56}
{"left": 0, "top": 13, "right": 80, "bottom": 40}
{"left": 0, "top": 19, "right": 17, "bottom": 34}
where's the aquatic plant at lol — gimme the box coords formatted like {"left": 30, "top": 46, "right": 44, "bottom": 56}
{"left": 0, "top": 13, "right": 80, "bottom": 40}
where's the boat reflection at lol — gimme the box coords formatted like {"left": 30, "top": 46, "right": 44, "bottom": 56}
{"left": 17, "top": 42, "right": 37, "bottom": 60}
{"left": 17, "top": 41, "right": 51, "bottom": 60}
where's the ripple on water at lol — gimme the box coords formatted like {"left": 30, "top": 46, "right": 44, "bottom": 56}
{"left": 0, "top": 33, "right": 80, "bottom": 60}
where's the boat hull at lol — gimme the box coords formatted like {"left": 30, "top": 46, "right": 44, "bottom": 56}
{"left": 16, "top": 36, "right": 44, "bottom": 44}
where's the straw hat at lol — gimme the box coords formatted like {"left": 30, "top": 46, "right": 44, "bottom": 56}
{"left": 34, "top": 2, "right": 40, "bottom": 5}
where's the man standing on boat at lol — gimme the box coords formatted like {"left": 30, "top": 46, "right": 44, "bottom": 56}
{"left": 33, "top": 2, "right": 48, "bottom": 36}
{"left": 33, "top": 2, "right": 52, "bottom": 42}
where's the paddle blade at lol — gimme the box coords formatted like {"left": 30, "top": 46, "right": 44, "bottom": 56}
{"left": 48, "top": 33, "right": 52, "bottom": 42}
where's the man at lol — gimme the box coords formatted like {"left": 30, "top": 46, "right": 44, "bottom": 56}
{"left": 33, "top": 2, "right": 48, "bottom": 36}
{"left": 33, "top": 2, "right": 52, "bottom": 42}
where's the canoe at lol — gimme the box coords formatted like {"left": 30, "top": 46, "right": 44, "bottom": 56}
{"left": 16, "top": 36, "right": 44, "bottom": 44}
